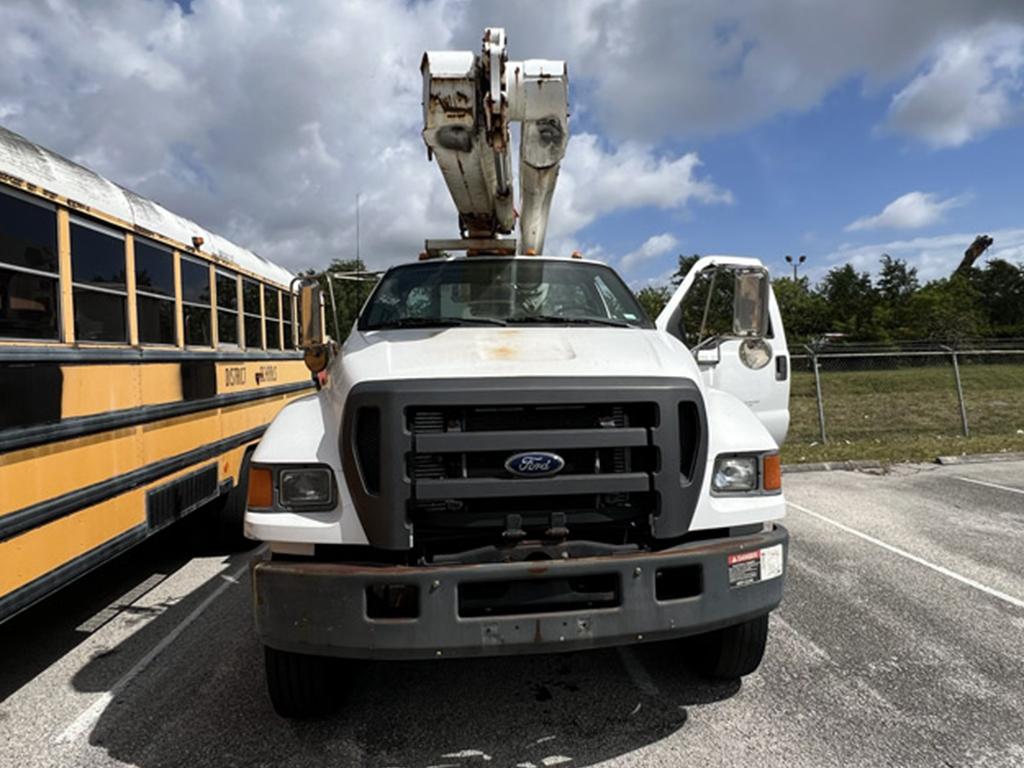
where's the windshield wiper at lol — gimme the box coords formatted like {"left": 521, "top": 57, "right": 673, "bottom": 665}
{"left": 507, "top": 314, "right": 630, "bottom": 328}
{"left": 374, "top": 316, "right": 507, "bottom": 329}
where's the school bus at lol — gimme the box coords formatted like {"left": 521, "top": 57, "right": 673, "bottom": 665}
{"left": 0, "top": 125, "right": 314, "bottom": 622}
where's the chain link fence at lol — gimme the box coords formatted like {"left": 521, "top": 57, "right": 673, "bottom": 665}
{"left": 789, "top": 339, "right": 1024, "bottom": 450}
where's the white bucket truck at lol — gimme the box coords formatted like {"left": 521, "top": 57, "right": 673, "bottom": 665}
{"left": 244, "top": 28, "right": 791, "bottom": 717}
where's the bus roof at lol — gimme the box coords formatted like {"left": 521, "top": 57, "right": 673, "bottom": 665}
{"left": 0, "top": 125, "right": 293, "bottom": 287}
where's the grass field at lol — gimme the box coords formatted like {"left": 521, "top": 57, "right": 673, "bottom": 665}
{"left": 783, "top": 360, "right": 1024, "bottom": 464}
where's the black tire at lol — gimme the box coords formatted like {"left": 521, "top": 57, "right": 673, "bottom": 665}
{"left": 264, "top": 646, "right": 340, "bottom": 718}
{"left": 692, "top": 613, "right": 769, "bottom": 679}
{"left": 212, "top": 447, "right": 257, "bottom": 551}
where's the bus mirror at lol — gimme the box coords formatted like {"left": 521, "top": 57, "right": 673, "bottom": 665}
{"left": 303, "top": 344, "right": 328, "bottom": 374}
{"left": 298, "top": 280, "right": 324, "bottom": 348}
{"left": 733, "top": 269, "right": 770, "bottom": 338}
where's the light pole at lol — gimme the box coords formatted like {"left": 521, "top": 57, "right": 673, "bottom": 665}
{"left": 784, "top": 254, "right": 806, "bottom": 280}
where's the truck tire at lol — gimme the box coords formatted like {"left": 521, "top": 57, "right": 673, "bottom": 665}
{"left": 692, "top": 613, "right": 769, "bottom": 679}
{"left": 264, "top": 646, "right": 340, "bottom": 718}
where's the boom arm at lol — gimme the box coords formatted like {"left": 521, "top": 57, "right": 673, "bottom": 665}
{"left": 421, "top": 28, "right": 568, "bottom": 253}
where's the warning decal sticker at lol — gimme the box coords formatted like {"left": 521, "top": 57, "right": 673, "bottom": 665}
{"left": 760, "top": 544, "right": 784, "bottom": 580}
{"left": 728, "top": 550, "right": 762, "bottom": 587}
{"left": 728, "top": 544, "right": 784, "bottom": 588}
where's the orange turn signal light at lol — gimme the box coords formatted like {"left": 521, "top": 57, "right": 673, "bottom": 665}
{"left": 762, "top": 453, "right": 782, "bottom": 492}
{"left": 248, "top": 466, "right": 273, "bottom": 508}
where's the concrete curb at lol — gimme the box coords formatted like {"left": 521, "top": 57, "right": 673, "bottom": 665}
{"left": 782, "top": 459, "right": 886, "bottom": 474}
{"left": 783, "top": 451, "right": 1024, "bottom": 473}
{"left": 935, "top": 452, "right": 1024, "bottom": 466}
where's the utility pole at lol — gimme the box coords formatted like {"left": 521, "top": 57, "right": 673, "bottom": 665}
{"left": 784, "top": 254, "right": 807, "bottom": 280}
{"left": 355, "top": 192, "right": 362, "bottom": 266}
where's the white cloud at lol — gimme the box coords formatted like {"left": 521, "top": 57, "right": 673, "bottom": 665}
{"left": 0, "top": 0, "right": 731, "bottom": 273}
{"left": 619, "top": 233, "right": 680, "bottom": 273}
{"left": 845, "top": 191, "right": 967, "bottom": 232}
{"left": 2, "top": 0, "right": 1021, "bottom": 277}
{"left": 821, "top": 228, "right": 1024, "bottom": 282}
{"left": 0, "top": 0, "right": 460, "bottom": 272}
{"left": 455, "top": 1, "right": 1024, "bottom": 140}
{"left": 885, "top": 25, "right": 1024, "bottom": 148}
{"left": 548, "top": 135, "right": 731, "bottom": 243}
{"left": 541, "top": 237, "right": 607, "bottom": 262}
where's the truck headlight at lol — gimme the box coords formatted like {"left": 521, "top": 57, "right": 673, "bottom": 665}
{"left": 713, "top": 456, "right": 758, "bottom": 492}
{"left": 711, "top": 453, "right": 782, "bottom": 494}
{"left": 279, "top": 467, "right": 336, "bottom": 509}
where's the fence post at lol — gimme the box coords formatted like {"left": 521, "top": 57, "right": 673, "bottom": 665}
{"left": 946, "top": 346, "right": 970, "bottom": 437}
{"left": 805, "top": 344, "right": 827, "bottom": 443}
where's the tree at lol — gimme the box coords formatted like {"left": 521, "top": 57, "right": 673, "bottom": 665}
{"left": 816, "top": 264, "right": 880, "bottom": 340}
{"left": 306, "top": 258, "right": 377, "bottom": 342}
{"left": 905, "top": 275, "right": 987, "bottom": 342}
{"left": 671, "top": 254, "right": 702, "bottom": 285}
{"left": 871, "top": 255, "right": 920, "bottom": 339}
{"left": 876, "top": 254, "right": 919, "bottom": 303}
{"left": 635, "top": 284, "right": 671, "bottom": 320}
{"left": 771, "top": 276, "right": 830, "bottom": 344}
{"left": 967, "top": 258, "right": 1024, "bottom": 336}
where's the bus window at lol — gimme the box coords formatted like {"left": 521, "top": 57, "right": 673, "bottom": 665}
{"left": 243, "top": 278, "right": 263, "bottom": 349}
{"left": 264, "top": 285, "right": 280, "bottom": 350}
{"left": 180, "top": 256, "right": 212, "bottom": 347}
{"left": 0, "top": 128, "right": 316, "bottom": 627}
{"left": 282, "top": 291, "right": 295, "bottom": 349}
{"left": 135, "top": 238, "right": 176, "bottom": 345}
{"left": 71, "top": 219, "right": 127, "bottom": 342}
{"left": 216, "top": 271, "right": 239, "bottom": 345}
{"left": 0, "top": 190, "right": 59, "bottom": 340}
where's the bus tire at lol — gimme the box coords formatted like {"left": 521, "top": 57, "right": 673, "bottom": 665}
{"left": 264, "top": 646, "right": 339, "bottom": 718}
{"left": 214, "top": 446, "right": 257, "bottom": 550}
{"left": 691, "top": 613, "right": 769, "bottom": 680}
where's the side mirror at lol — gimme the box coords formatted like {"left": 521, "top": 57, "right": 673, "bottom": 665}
{"left": 298, "top": 279, "right": 324, "bottom": 348}
{"left": 733, "top": 269, "right": 770, "bottom": 338}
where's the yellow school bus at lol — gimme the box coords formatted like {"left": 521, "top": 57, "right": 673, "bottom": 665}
{"left": 0, "top": 126, "right": 314, "bottom": 622}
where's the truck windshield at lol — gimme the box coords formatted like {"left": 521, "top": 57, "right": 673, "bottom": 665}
{"left": 359, "top": 258, "right": 654, "bottom": 330}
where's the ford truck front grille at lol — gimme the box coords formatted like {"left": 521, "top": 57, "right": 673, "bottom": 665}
{"left": 406, "top": 403, "right": 659, "bottom": 547}
{"left": 340, "top": 377, "right": 707, "bottom": 550}
{"left": 406, "top": 403, "right": 657, "bottom": 481}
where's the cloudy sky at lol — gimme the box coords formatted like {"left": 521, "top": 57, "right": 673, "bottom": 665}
{"left": 2, "top": 0, "right": 1023, "bottom": 285}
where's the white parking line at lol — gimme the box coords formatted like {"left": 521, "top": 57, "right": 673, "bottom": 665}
{"left": 75, "top": 573, "right": 168, "bottom": 634}
{"left": 55, "top": 557, "right": 255, "bottom": 745}
{"left": 787, "top": 501, "right": 1024, "bottom": 611}
{"left": 953, "top": 476, "right": 1024, "bottom": 497}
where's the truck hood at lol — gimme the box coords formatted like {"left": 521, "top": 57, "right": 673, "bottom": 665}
{"left": 340, "top": 327, "right": 701, "bottom": 382}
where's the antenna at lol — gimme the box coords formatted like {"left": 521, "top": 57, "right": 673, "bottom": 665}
{"left": 355, "top": 192, "right": 362, "bottom": 265}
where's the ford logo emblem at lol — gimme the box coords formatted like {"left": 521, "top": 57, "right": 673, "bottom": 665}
{"left": 505, "top": 451, "right": 565, "bottom": 478}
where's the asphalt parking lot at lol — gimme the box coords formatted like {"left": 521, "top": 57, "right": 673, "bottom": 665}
{"left": 2, "top": 459, "right": 1023, "bottom": 768}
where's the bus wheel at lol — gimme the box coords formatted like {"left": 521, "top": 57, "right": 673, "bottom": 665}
{"left": 214, "top": 448, "right": 256, "bottom": 550}
{"left": 264, "top": 646, "right": 341, "bottom": 718}
{"left": 690, "top": 613, "right": 769, "bottom": 680}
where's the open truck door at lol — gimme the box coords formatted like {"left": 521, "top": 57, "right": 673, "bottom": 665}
{"left": 656, "top": 256, "right": 790, "bottom": 445}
